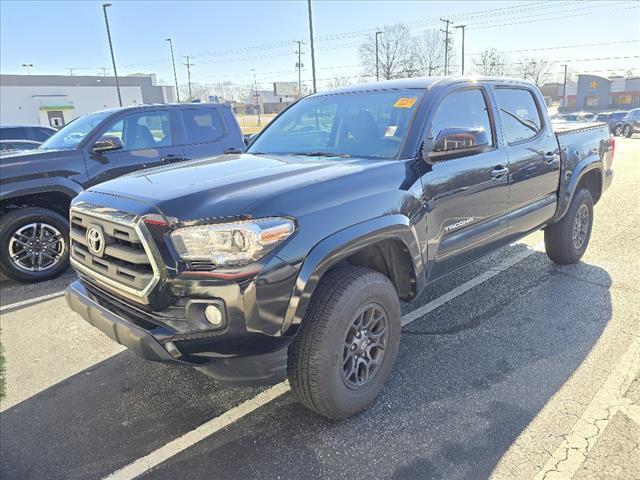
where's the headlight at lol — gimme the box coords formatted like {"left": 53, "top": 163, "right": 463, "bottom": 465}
{"left": 170, "top": 217, "right": 295, "bottom": 267}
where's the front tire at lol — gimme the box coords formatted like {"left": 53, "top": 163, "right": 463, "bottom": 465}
{"left": 544, "top": 188, "right": 594, "bottom": 265}
{"left": 287, "top": 266, "right": 401, "bottom": 420}
{"left": 623, "top": 125, "right": 632, "bottom": 138}
{"left": 613, "top": 124, "right": 623, "bottom": 136}
{"left": 0, "top": 207, "right": 70, "bottom": 282}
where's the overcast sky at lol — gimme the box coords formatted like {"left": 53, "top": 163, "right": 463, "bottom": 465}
{"left": 1, "top": 0, "right": 639, "bottom": 89}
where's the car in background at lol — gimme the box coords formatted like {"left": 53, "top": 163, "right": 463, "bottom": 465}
{"left": 0, "top": 124, "right": 58, "bottom": 143}
{"left": 0, "top": 103, "right": 245, "bottom": 283}
{"left": 622, "top": 108, "right": 640, "bottom": 137}
{"left": 0, "top": 139, "right": 42, "bottom": 153}
{"left": 595, "top": 111, "right": 628, "bottom": 136}
{"left": 550, "top": 113, "right": 589, "bottom": 123}
{"left": 574, "top": 111, "right": 598, "bottom": 122}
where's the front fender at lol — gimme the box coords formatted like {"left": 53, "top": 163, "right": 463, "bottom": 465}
{"left": 0, "top": 177, "right": 82, "bottom": 203}
{"left": 281, "top": 214, "right": 424, "bottom": 334}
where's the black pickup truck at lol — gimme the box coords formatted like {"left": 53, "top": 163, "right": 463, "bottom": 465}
{"left": 64, "top": 77, "right": 613, "bottom": 419}
{"left": 0, "top": 103, "right": 244, "bottom": 282}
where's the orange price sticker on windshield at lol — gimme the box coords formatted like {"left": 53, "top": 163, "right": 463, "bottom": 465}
{"left": 393, "top": 97, "right": 417, "bottom": 108}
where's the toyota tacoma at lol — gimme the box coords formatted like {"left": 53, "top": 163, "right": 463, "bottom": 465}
{"left": 65, "top": 77, "right": 613, "bottom": 419}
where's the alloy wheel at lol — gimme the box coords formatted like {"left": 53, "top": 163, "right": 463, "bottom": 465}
{"left": 572, "top": 204, "right": 590, "bottom": 250}
{"left": 341, "top": 303, "right": 390, "bottom": 388}
{"left": 8, "top": 222, "right": 66, "bottom": 272}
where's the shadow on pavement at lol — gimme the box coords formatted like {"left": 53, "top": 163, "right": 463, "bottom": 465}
{"left": 0, "top": 246, "right": 612, "bottom": 480}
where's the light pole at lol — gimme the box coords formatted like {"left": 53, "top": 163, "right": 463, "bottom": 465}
{"left": 102, "top": 3, "right": 122, "bottom": 107}
{"left": 375, "top": 31, "right": 383, "bottom": 81}
{"left": 166, "top": 38, "right": 181, "bottom": 103}
{"left": 307, "top": 0, "right": 317, "bottom": 93}
{"left": 561, "top": 64, "right": 568, "bottom": 110}
{"left": 21, "top": 63, "right": 34, "bottom": 75}
{"left": 251, "top": 68, "right": 261, "bottom": 126}
{"left": 454, "top": 25, "right": 466, "bottom": 75}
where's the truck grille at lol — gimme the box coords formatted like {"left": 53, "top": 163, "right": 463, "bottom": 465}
{"left": 69, "top": 202, "right": 160, "bottom": 304}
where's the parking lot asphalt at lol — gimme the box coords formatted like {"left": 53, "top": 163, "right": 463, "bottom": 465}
{"left": 0, "top": 138, "right": 638, "bottom": 480}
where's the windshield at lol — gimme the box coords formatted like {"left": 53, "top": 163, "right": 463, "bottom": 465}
{"left": 40, "top": 110, "right": 113, "bottom": 150}
{"left": 248, "top": 89, "right": 424, "bottom": 159}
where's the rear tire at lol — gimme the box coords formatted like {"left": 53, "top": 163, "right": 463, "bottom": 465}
{"left": 287, "top": 266, "right": 401, "bottom": 420}
{"left": 0, "top": 207, "right": 70, "bottom": 283}
{"left": 613, "top": 124, "right": 623, "bottom": 136}
{"left": 544, "top": 188, "right": 593, "bottom": 265}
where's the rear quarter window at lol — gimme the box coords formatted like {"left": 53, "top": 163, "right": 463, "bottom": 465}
{"left": 1, "top": 127, "right": 29, "bottom": 140}
{"left": 494, "top": 88, "right": 543, "bottom": 144}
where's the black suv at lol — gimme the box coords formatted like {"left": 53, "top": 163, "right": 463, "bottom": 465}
{"left": 0, "top": 103, "right": 244, "bottom": 282}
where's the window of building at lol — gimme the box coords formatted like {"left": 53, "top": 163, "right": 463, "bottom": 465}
{"left": 494, "top": 88, "right": 543, "bottom": 144}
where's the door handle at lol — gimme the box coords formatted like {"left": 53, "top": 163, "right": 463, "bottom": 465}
{"left": 224, "top": 148, "right": 243, "bottom": 154}
{"left": 161, "top": 154, "right": 181, "bottom": 162}
{"left": 490, "top": 166, "right": 509, "bottom": 179}
{"left": 543, "top": 152, "right": 558, "bottom": 163}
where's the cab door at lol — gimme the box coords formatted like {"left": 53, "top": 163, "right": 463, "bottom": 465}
{"left": 420, "top": 86, "right": 511, "bottom": 280}
{"left": 84, "top": 109, "right": 184, "bottom": 187}
{"left": 492, "top": 86, "right": 561, "bottom": 240}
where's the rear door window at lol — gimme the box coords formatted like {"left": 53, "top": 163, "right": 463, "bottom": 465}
{"left": 32, "top": 127, "right": 54, "bottom": 142}
{"left": 494, "top": 88, "right": 543, "bottom": 144}
{"left": 181, "top": 108, "right": 225, "bottom": 144}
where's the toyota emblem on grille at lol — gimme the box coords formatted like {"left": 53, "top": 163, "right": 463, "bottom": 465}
{"left": 86, "top": 225, "right": 105, "bottom": 257}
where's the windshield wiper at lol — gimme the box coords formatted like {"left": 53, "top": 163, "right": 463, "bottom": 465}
{"left": 296, "top": 151, "right": 352, "bottom": 158}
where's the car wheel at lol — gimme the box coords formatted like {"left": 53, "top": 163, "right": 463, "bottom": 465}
{"left": 623, "top": 125, "right": 632, "bottom": 137}
{"left": 0, "top": 207, "right": 70, "bottom": 283}
{"left": 287, "top": 266, "right": 401, "bottom": 420}
{"left": 614, "top": 124, "right": 623, "bottom": 136}
{"left": 544, "top": 188, "right": 594, "bottom": 265}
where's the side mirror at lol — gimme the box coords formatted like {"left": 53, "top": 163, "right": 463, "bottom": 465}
{"left": 243, "top": 134, "right": 255, "bottom": 147}
{"left": 422, "top": 127, "right": 490, "bottom": 163}
{"left": 92, "top": 136, "right": 123, "bottom": 153}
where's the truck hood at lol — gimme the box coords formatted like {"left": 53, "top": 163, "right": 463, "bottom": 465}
{"left": 0, "top": 148, "right": 68, "bottom": 163}
{"left": 90, "top": 153, "right": 399, "bottom": 221}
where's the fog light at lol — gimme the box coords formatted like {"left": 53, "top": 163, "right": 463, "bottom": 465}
{"left": 205, "top": 305, "right": 224, "bottom": 327}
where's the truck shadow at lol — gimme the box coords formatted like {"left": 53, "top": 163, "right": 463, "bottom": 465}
{"left": 0, "top": 244, "right": 613, "bottom": 480}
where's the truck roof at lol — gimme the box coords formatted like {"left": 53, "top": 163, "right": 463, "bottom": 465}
{"left": 87, "top": 102, "right": 233, "bottom": 116}
{"left": 311, "top": 76, "right": 537, "bottom": 96}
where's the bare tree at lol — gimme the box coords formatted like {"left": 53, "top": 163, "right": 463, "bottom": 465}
{"left": 517, "top": 57, "right": 551, "bottom": 85}
{"left": 359, "top": 24, "right": 418, "bottom": 80}
{"left": 414, "top": 30, "right": 445, "bottom": 76}
{"left": 327, "top": 77, "right": 353, "bottom": 89}
{"left": 211, "top": 81, "right": 249, "bottom": 103}
{"left": 473, "top": 48, "right": 508, "bottom": 76}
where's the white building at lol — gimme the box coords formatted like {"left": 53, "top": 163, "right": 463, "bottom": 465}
{"left": 0, "top": 74, "right": 176, "bottom": 128}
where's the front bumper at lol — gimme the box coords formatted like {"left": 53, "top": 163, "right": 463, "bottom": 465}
{"left": 65, "top": 280, "right": 290, "bottom": 385}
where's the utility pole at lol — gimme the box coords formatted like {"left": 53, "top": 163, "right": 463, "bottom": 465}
{"left": 454, "top": 25, "right": 466, "bottom": 75}
{"left": 166, "top": 38, "right": 181, "bottom": 103}
{"left": 102, "top": 3, "right": 122, "bottom": 107}
{"left": 440, "top": 17, "right": 453, "bottom": 75}
{"left": 21, "top": 63, "right": 34, "bottom": 75}
{"left": 97, "top": 67, "right": 109, "bottom": 76}
{"left": 561, "top": 64, "right": 568, "bottom": 110}
{"left": 183, "top": 55, "right": 193, "bottom": 101}
{"left": 294, "top": 40, "right": 306, "bottom": 98}
{"left": 307, "top": 0, "right": 317, "bottom": 93}
{"left": 66, "top": 68, "right": 75, "bottom": 76}
{"left": 251, "top": 68, "right": 261, "bottom": 126}
{"left": 375, "top": 31, "right": 383, "bottom": 81}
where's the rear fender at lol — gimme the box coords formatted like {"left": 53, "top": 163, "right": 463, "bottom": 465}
{"left": 553, "top": 154, "right": 603, "bottom": 222}
{"left": 281, "top": 214, "right": 424, "bottom": 334}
